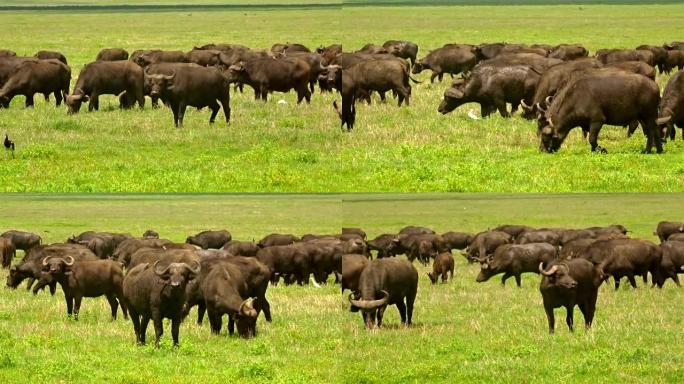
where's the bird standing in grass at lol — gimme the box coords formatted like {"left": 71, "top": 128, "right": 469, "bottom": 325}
{"left": 4, "top": 134, "right": 15, "bottom": 158}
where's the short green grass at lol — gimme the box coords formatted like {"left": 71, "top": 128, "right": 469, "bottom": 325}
{"left": 1, "top": 3, "right": 684, "bottom": 192}
{"left": 0, "top": 193, "right": 683, "bottom": 383}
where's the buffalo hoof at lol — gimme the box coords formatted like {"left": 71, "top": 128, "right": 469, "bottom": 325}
{"left": 594, "top": 146, "right": 608, "bottom": 154}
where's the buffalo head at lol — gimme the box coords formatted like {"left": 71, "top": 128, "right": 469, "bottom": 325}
{"left": 235, "top": 298, "right": 259, "bottom": 339}
{"left": 539, "top": 262, "right": 577, "bottom": 289}
{"left": 438, "top": 86, "right": 467, "bottom": 115}
{"left": 348, "top": 290, "right": 389, "bottom": 329}
{"left": 153, "top": 260, "right": 200, "bottom": 289}
{"left": 42, "top": 255, "right": 74, "bottom": 276}
{"left": 145, "top": 68, "right": 176, "bottom": 99}
{"left": 66, "top": 89, "right": 89, "bottom": 114}
{"left": 475, "top": 256, "right": 495, "bottom": 282}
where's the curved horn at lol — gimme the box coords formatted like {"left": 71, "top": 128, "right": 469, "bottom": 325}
{"left": 545, "top": 96, "right": 554, "bottom": 106}
{"left": 348, "top": 290, "right": 389, "bottom": 310}
{"left": 185, "top": 260, "right": 201, "bottom": 275}
{"left": 239, "top": 298, "right": 257, "bottom": 316}
{"left": 42, "top": 255, "right": 52, "bottom": 266}
{"left": 63, "top": 256, "right": 75, "bottom": 266}
{"left": 656, "top": 115, "right": 672, "bottom": 125}
{"left": 539, "top": 262, "right": 557, "bottom": 276}
{"left": 163, "top": 71, "right": 176, "bottom": 80}
{"left": 144, "top": 67, "right": 152, "bottom": 77}
{"left": 154, "top": 260, "right": 171, "bottom": 276}
{"left": 520, "top": 99, "right": 534, "bottom": 110}
{"left": 536, "top": 102, "right": 547, "bottom": 113}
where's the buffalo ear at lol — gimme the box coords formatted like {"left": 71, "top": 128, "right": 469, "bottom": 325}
{"left": 444, "top": 88, "right": 464, "bottom": 99}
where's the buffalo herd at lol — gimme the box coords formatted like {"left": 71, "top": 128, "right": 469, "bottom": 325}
{"left": 2, "top": 220, "right": 683, "bottom": 344}
{"left": 2, "top": 41, "right": 684, "bottom": 152}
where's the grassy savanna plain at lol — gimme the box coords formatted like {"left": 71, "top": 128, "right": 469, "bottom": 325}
{"left": 0, "top": 193, "right": 682, "bottom": 382}
{"left": 0, "top": 2, "right": 682, "bottom": 192}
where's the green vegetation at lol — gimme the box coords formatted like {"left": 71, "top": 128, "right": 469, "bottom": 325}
{"left": 0, "top": 193, "right": 683, "bottom": 383}
{"left": 1, "top": 4, "right": 683, "bottom": 192}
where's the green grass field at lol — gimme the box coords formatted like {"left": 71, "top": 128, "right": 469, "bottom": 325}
{"left": 0, "top": 193, "right": 683, "bottom": 383}
{"left": 1, "top": 3, "right": 684, "bottom": 193}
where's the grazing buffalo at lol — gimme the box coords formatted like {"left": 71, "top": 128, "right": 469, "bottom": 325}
{"left": 655, "top": 221, "right": 684, "bottom": 242}
{"left": 1, "top": 230, "right": 42, "bottom": 251}
{"left": 665, "top": 50, "right": 684, "bottom": 73}
{"left": 34, "top": 50, "right": 67, "bottom": 65}
{"left": 123, "top": 260, "right": 200, "bottom": 347}
{"left": 146, "top": 65, "right": 230, "bottom": 127}
{"left": 583, "top": 239, "right": 662, "bottom": 289}
{"left": 606, "top": 61, "right": 656, "bottom": 80}
{"left": 343, "top": 57, "right": 417, "bottom": 106}
{"left": 539, "top": 258, "right": 601, "bottom": 334}
{"left": 383, "top": 40, "right": 419, "bottom": 67}
{"left": 441, "top": 231, "right": 472, "bottom": 251}
{"left": 660, "top": 241, "right": 684, "bottom": 286}
{"left": 222, "top": 240, "right": 259, "bottom": 256}
{"left": 256, "top": 245, "right": 310, "bottom": 285}
{"left": 538, "top": 69, "right": 662, "bottom": 154}
{"left": 493, "top": 225, "right": 536, "bottom": 239}
{"left": 133, "top": 50, "right": 189, "bottom": 67}
{"left": 127, "top": 247, "right": 198, "bottom": 271}
{"left": 67, "top": 60, "right": 144, "bottom": 114}
{"left": 636, "top": 45, "right": 668, "bottom": 73}
{"left": 657, "top": 70, "right": 684, "bottom": 141}
{"left": 463, "top": 230, "right": 512, "bottom": 262}
{"left": 225, "top": 57, "right": 311, "bottom": 103}
{"left": 42, "top": 256, "right": 128, "bottom": 320}
{"left": 0, "top": 59, "right": 70, "bottom": 108}
{"left": 257, "top": 233, "right": 300, "bottom": 248}
{"left": 399, "top": 226, "right": 435, "bottom": 236}
{"left": 185, "top": 230, "right": 232, "bottom": 250}
{"left": 341, "top": 254, "right": 370, "bottom": 293}
{"left": 367, "top": 234, "right": 399, "bottom": 258}
{"left": 597, "top": 49, "right": 655, "bottom": 66}
{"left": 548, "top": 44, "right": 588, "bottom": 61}
{"left": 201, "top": 261, "right": 259, "bottom": 338}
{"left": 271, "top": 43, "right": 310, "bottom": 54}
{"left": 476, "top": 243, "right": 558, "bottom": 287}
{"left": 427, "top": 252, "right": 454, "bottom": 284}
{"left": 516, "top": 230, "right": 561, "bottom": 246}
{"left": 186, "top": 49, "right": 221, "bottom": 67}
{"left": 97, "top": 48, "right": 129, "bottom": 61}
{"left": 348, "top": 258, "right": 418, "bottom": 329}
{"left": 412, "top": 45, "right": 477, "bottom": 82}
{"left": 0, "top": 237, "right": 16, "bottom": 268}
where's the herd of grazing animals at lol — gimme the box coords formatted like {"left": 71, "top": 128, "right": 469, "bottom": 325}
{"left": 2, "top": 40, "right": 684, "bottom": 151}
{"left": 2, "top": 220, "right": 683, "bottom": 344}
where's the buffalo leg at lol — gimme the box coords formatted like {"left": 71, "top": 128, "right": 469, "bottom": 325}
{"left": 73, "top": 295, "right": 83, "bottom": 320}
{"left": 49, "top": 281, "right": 56, "bottom": 296}
{"left": 376, "top": 305, "right": 387, "bottom": 328}
{"left": 441, "top": 271, "right": 448, "bottom": 283}
{"left": 197, "top": 302, "right": 206, "bottom": 325}
{"left": 177, "top": 103, "right": 187, "bottom": 128}
{"left": 430, "top": 72, "right": 438, "bottom": 83}
{"left": 514, "top": 274, "right": 522, "bottom": 288}
{"left": 673, "top": 273, "right": 681, "bottom": 287}
{"left": 152, "top": 310, "right": 164, "bottom": 348}
{"left": 257, "top": 297, "right": 272, "bottom": 322}
{"left": 208, "top": 310, "right": 222, "bottom": 335}
{"left": 565, "top": 305, "right": 574, "bottom": 332}
{"left": 105, "top": 293, "right": 119, "bottom": 320}
{"left": 25, "top": 277, "right": 35, "bottom": 290}
{"left": 55, "top": 91, "right": 63, "bottom": 107}
{"left": 501, "top": 272, "right": 511, "bottom": 286}
{"left": 627, "top": 274, "right": 638, "bottom": 289}
{"left": 544, "top": 304, "right": 555, "bottom": 334}
{"left": 25, "top": 94, "right": 35, "bottom": 108}
{"left": 588, "top": 122, "right": 607, "bottom": 153}
{"left": 171, "top": 317, "right": 181, "bottom": 347}
{"left": 219, "top": 97, "right": 230, "bottom": 125}
{"left": 494, "top": 97, "right": 510, "bottom": 118}
{"left": 130, "top": 310, "right": 142, "bottom": 345}
{"left": 65, "top": 295, "right": 74, "bottom": 318}
{"left": 228, "top": 316, "right": 235, "bottom": 336}
{"left": 395, "top": 301, "right": 407, "bottom": 324}
{"left": 171, "top": 103, "right": 179, "bottom": 127}
{"left": 406, "top": 290, "right": 416, "bottom": 326}
{"left": 139, "top": 315, "right": 150, "bottom": 345}
{"left": 208, "top": 101, "right": 220, "bottom": 124}
{"left": 614, "top": 276, "right": 621, "bottom": 290}
{"left": 627, "top": 121, "right": 639, "bottom": 137}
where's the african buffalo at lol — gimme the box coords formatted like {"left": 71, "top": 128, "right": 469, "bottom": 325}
{"left": 34, "top": 50, "right": 67, "bottom": 65}
{"left": 66, "top": 60, "right": 144, "bottom": 114}
{"left": 1, "top": 230, "right": 41, "bottom": 251}
{"left": 225, "top": 56, "right": 311, "bottom": 103}
{"left": 96, "top": 48, "right": 129, "bottom": 61}
{"left": 412, "top": 45, "right": 477, "bottom": 83}
{"left": 0, "top": 59, "right": 70, "bottom": 108}
{"left": 186, "top": 230, "right": 232, "bottom": 250}
{"left": 0, "top": 237, "right": 16, "bottom": 268}
{"left": 383, "top": 40, "right": 419, "bottom": 67}
{"left": 427, "top": 252, "right": 454, "bottom": 284}
{"left": 657, "top": 70, "right": 684, "bottom": 141}
{"left": 655, "top": 221, "right": 684, "bottom": 242}
{"left": 476, "top": 243, "right": 558, "bottom": 287}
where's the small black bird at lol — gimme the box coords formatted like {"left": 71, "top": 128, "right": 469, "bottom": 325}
{"left": 4, "top": 133, "right": 14, "bottom": 158}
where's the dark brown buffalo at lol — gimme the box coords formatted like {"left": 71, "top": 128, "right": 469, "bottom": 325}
{"left": 222, "top": 240, "right": 259, "bottom": 256}
{"left": 539, "top": 258, "right": 601, "bottom": 334}
{"left": 225, "top": 56, "right": 311, "bottom": 103}
{"left": 441, "top": 231, "right": 472, "bottom": 251}
{"left": 548, "top": 44, "right": 589, "bottom": 61}
{"left": 516, "top": 230, "right": 561, "bottom": 246}
{"left": 316, "top": 44, "right": 342, "bottom": 65}
{"left": 493, "top": 224, "right": 536, "bottom": 239}
{"left": 201, "top": 261, "right": 259, "bottom": 338}
{"left": 34, "top": 50, "right": 67, "bottom": 65}
{"left": 343, "top": 57, "right": 416, "bottom": 106}
{"left": 196, "top": 43, "right": 250, "bottom": 53}
{"left": 427, "top": 252, "right": 454, "bottom": 284}
{"left": 412, "top": 45, "right": 477, "bottom": 82}
{"left": 146, "top": 65, "right": 230, "bottom": 127}
{"left": 186, "top": 49, "right": 221, "bottom": 66}
{"left": 257, "top": 233, "right": 300, "bottom": 248}
{"left": 660, "top": 241, "right": 684, "bottom": 286}
{"left": 657, "top": 70, "right": 684, "bottom": 141}
{"left": 185, "top": 230, "right": 232, "bottom": 250}
{"left": 133, "top": 50, "right": 189, "bottom": 67}
{"left": 606, "top": 61, "right": 656, "bottom": 80}
{"left": 285, "top": 51, "right": 328, "bottom": 94}
{"left": 0, "top": 59, "right": 70, "bottom": 108}
{"left": 464, "top": 230, "right": 512, "bottom": 262}
{"left": 655, "top": 221, "right": 684, "bottom": 242}
{"left": 42, "top": 256, "right": 127, "bottom": 320}
{"left": 271, "top": 43, "right": 310, "bottom": 54}
{"left": 596, "top": 49, "right": 655, "bottom": 66}
{"left": 582, "top": 239, "right": 662, "bottom": 289}
{"left": 664, "top": 50, "right": 684, "bottom": 73}
{"left": 97, "top": 48, "right": 129, "bottom": 61}
{"left": 123, "top": 260, "right": 200, "bottom": 347}
{"left": 1, "top": 230, "right": 41, "bottom": 251}
{"left": 538, "top": 69, "right": 662, "bottom": 153}
{"left": 349, "top": 258, "right": 418, "bottom": 330}
{"left": 66, "top": 60, "right": 144, "bottom": 113}
{"left": 329, "top": 64, "right": 355, "bottom": 131}
{"left": 113, "top": 238, "right": 173, "bottom": 267}
{"left": 255, "top": 245, "right": 310, "bottom": 285}
{"left": 127, "top": 248, "right": 198, "bottom": 271}
{"left": 0, "top": 237, "right": 16, "bottom": 268}
{"left": 476, "top": 243, "right": 558, "bottom": 287}
{"left": 383, "top": 40, "right": 419, "bottom": 67}
{"left": 341, "top": 254, "right": 369, "bottom": 294}
{"left": 399, "top": 226, "right": 435, "bottom": 236}
{"left": 636, "top": 45, "right": 668, "bottom": 73}
{"left": 342, "top": 227, "right": 367, "bottom": 240}
{"left": 366, "top": 234, "right": 399, "bottom": 258}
